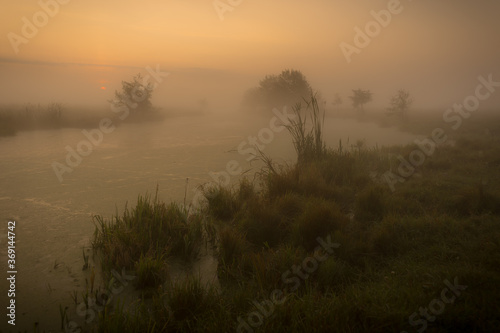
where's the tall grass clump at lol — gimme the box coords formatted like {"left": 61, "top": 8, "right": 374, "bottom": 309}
{"left": 92, "top": 189, "right": 203, "bottom": 289}
{"left": 134, "top": 254, "right": 168, "bottom": 289}
{"left": 239, "top": 199, "right": 286, "bottom": 247}
{"left": 217, "top": 227, "right": 247, "bottom": 266}
{"left": 262, "top": 94, "right": 386, "bottom": 209}
{"left": 292, "top": 197, "right": 348, "bottom": 250}
{"left": 166, "top": 276, "right": 219, "bottom": 324}
{"left": 202, "top": 184, "right": 240, "bottom": 221}
{"left": 285, "top": 93, "right": 326, "bottom": 165}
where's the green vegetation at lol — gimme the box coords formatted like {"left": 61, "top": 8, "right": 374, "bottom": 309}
{"left": 58, "top": 95, "right": 500, "bottom": 332}
{"left": 92, "top": 189, "right": 203, "bottom": 288}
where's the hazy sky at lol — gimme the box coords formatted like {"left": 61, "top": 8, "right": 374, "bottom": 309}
{"left": 1, "top": 0, "right": 499, "bottom": 109}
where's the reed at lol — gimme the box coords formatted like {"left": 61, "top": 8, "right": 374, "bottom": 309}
{"left": 92, "top": 187, "right": 203, "bottom": 289}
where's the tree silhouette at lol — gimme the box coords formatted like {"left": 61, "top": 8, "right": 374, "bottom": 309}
{"left": 387, "top": 89, "right": 413, "bottom": 120}
{"left": 111, "top": 73, "right": 154, "bottom": 113}
{"left": 242, "top": 69, "right": 312, "bottom": 111}
{"left": 349, "top": 89, "right": 372, "bottom": 113}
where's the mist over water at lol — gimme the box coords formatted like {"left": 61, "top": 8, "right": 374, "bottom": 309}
{"left": 0, "top": 110, "right": 418, "bottom": 331}
{"left": 1, "top": 0, "right": 500, "bottom": 331}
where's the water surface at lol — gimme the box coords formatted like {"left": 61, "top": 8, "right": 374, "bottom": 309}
{"left": 0, "top": 112, "right": 417, "bottom": 331}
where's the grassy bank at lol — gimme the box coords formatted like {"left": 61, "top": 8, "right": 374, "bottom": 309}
{"left": 0, "top": 103, "right": 166, "bottom": 137}
{"left": 57, "top": 98, "right": 500, "bottom": 332}
{"left": 0, "top": 103, "right": 98, "bottom": 137}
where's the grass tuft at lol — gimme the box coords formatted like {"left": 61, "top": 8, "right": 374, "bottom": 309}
{"left": 92, "top": 188, "right": 203, "bottom": 289}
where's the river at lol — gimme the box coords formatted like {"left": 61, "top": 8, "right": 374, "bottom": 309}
{"left": 0, "top": 111, "right": 417, "bottom": 332}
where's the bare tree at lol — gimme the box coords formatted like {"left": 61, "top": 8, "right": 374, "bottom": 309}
{"left": 387, "top": 89, "right": 413, "bottom": 120}
{"left": 349, "top": 89, "right": 373, "bottom": 113}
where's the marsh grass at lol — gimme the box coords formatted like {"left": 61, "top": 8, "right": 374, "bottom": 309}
{"left": 0, "top": 102, "right": 166, "bottom": 137}
{"left": 450, "top": 183, "right": 500, "bottom": 216}
{"left": 0, "top": 103, "right": 93, "bottom": 136}
{"left": 285, "top": 94, "right": 326, "bottom": 164}
{"left": 92, "top": 188, "right": 203, "bottom": 289}
{"left": 166, "top": 276, "right": 218, "bottom": 323}
{"left": 60, "top": 100, "right": 500, "bottom": 332}
{"left": 291, "top": 197, "right": 347, "bottom": 250}
{"left": 202, "top": 185, "right": 240, "bottom": 221}
{"left": 82, "top": 248, "right": 89, "bottom": 271}
{"left": 355, "top": 185, "right": 387, "bottom": 224}
{"left": 134, "top": 254, "right": 168, "bottom": 290}
{"left": 192, "top": 104, "right": 500, "bottom": 332}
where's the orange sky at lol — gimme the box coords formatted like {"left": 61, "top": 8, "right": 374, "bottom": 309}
{"left": 1, "top": 0, "right": 499, "bottom": 109}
